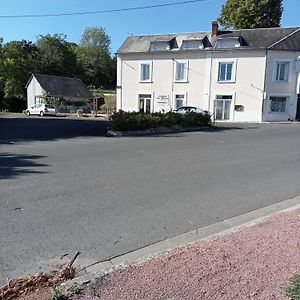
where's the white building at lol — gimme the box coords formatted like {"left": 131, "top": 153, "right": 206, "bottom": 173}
{"left": 26, "top": 74, "right": 94, "bottom": 109}
{"left": 116, "top": 22, "right": 300, "bottom": 122}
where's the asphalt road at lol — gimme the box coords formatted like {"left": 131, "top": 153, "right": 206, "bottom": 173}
{"left": 1, "top": 116, "right": 300, "bottom": 283}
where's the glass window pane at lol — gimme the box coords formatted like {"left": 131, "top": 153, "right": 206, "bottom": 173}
{"left": 215, "top": 100, "right": 223, "bottom": 120}
{"left": 224, "top": 101, "right": 231, "bottom": 119}
{"left": 226, "top": 64, "right": 233, "bottom": 80}
{"left": 270, "top": 97, "right": 287, "bottom": 112}
{"left": 141, "top": 64, "right": 150, "bottom": 81}
{"left": 175, "top": 94, "right": 184, "bottom": 108}
{"left": 176, "top": 63, "right": 185, "bottom": 80}
{"left": 219, "top": 64, "right": 226, "bottom": 81}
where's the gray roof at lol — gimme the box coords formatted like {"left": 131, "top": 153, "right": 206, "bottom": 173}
{"left": 27, "top": 74, "right": 94, "bottom": 99}
{"left": 117, "top": 27, "right": 300, "bottom": 54}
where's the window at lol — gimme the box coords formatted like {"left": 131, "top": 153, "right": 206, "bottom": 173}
{"left": 270, "top": 96, "right": 287, "bottom": 112}
{"left": 175, "top": 94, "right": 185, "bottom": 109}
{"left": 181, "top": 40, "right": 203, "bottom": 50}
{"left": 218, "top": 62, "right": 234, "bottom": 82}
{"left": 275, "top": 62, "right": 290, "bottom": 82}
{"left": 139, "top": 94, "right": 152, "bottom": 113}
{"left": 150, "top": 42, "right": 170, "bottom": 51}
{"left": 214, "top": 95, "right": 233, "bottom": 120}
{"left": 215, "top": 38, "right": 240, "bottom": 49}
{"left": 175, "top": 61, "right": 188, "bottom": 81}
{"left": 140, "top": 63, "right": 151, "bottom": 81}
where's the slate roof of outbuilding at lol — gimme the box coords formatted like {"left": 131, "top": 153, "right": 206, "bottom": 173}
{"left": 26, "top": 74, "right": 94, "bottom": 99}
{"left": 117, "top": 27, "right": 300, "bottom": 54}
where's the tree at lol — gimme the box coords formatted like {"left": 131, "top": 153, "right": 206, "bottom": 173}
{"left": 77, "top": 26, "right": 116, "bottom": 88}
{"left": 218, "top": 0, "right": 283, "bottom": 29}
{"left": 1, "top": 40, "right": 39, "bottom": 98}
{"left": 36, "top": 34, "right": 79, "bottom": 77}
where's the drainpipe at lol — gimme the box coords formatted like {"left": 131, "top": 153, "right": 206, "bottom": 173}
{"left": 261, "top": 49, "right": 268, "bottom": 122}
{"left": 208, "top": 51, "right": 213, "bottom": 121}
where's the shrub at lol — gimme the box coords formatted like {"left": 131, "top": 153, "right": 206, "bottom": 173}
{"left": 2, "top": 97, "right": 27, "bottom": 112}
{"left": 111, "top": 111, "right": 211, "bottom": 131}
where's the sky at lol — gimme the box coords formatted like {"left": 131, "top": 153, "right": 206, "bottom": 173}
{"left": 0, "top": 0, "right": 299, "bottom": 54}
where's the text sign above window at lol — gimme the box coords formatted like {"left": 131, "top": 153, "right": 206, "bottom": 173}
{"left": 156, "top": 95, "right": 169, "bottom": 105}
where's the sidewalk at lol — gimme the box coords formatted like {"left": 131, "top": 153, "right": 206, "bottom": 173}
{"left": 69, "top": 207, "right": 300, "bottom": 300}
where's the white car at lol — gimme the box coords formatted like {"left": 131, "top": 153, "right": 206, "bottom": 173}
{"left": 173, "top": 106, "right": 204, "bottom": 114}
{"left": 25, "top": 104, "right": 56, "bottom": 116}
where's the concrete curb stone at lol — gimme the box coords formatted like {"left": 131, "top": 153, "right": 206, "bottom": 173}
{"left": 63, "top": 195, "right": 300, "bottom": 288}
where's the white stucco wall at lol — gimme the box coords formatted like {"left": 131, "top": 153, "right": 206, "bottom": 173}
{"left": 117, "top": 52, "right": 208, "bottom": 113}
{"left": 263, "top": 50, "right": 300, "bottom": 121}
{"left": 26, "top": 76, "right": 44, "bottom": 108}
{"left": 117, "top": 48, "right": 300, "bottom": 122}
{"left": 209, "top": 50, "right": 266, "bottom": 122}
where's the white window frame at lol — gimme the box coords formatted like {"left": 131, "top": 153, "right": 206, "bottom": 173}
{"left": 214, "top": 94, "right": 234, "bottom": 121}
{"left": 217, "top": 58, "right": 237, "bottom": 83}
{"left": 137, "top": 93, "right": 153, "bottom": 113}
{"left": 273, "top": 59, "right": 291, "bottom": 82}
{"left": 268, "top": 94, "right": 290, "bottom": 113}
{"left": 174, "top": 60, "right": 189, "bottom": 82}
{"left": 174, "top": 93, "right": 187, "bottom": 109}
{"left": 140, "top": 61, "right": 153, "bottom": 82}
{"left": 181, "top": 40, "right": 203, "bottom": 50}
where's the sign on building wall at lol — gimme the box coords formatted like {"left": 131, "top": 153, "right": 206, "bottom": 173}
{"left": 156, "top": 95, "right": 169, "bottom": 105}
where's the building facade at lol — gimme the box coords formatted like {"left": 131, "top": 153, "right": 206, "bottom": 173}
{"left": 117, "top": 23, "right": 300, "bottom": 122}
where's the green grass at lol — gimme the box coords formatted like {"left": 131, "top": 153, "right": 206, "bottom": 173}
{"left": 0, "top": 111, "right": 24, "bottom": 116}
{"left": 285, "top": 274, "right": 300, "bottom": 300}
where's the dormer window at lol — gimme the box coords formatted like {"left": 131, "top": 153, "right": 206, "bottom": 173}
{"left": 215, "top": 38, "right": 241, "bottom": 49}
{"left": 150, "top": 41, "right": 170, "bottom": 51}
{"left": 181, "top": 40, "right": 203, "bottom": 50}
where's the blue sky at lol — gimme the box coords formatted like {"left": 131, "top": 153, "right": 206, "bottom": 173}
{"left": 0, "top": 0, "right": 298, "bottom": 53}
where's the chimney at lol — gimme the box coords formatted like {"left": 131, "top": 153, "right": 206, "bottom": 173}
{"left": 211, "top": 21, "right": 219, "bottom": 36}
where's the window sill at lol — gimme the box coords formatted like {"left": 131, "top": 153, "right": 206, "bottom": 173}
{"left": 217, "top": 80, "right": 236, "bottom": 84}
{"left": 139, "top": 81, "right": 153, "bottom": 83}
{"left": 174, "top": 80, "right": 189, "bottom": 83}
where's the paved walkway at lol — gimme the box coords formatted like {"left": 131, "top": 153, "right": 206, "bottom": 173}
{"left": 71, "top": 206, "right": 300, "bottom": 300}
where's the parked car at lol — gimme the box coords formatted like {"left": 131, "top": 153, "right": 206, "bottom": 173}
{"left": 173, "top": 106, "right": 204, "bottom": 114}
{"left": 25, "top": 104, "right": 56, "bottom": 116}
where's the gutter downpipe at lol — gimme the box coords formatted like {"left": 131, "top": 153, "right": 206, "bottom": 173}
{"left": 261, "top": 49, "right": 268, "bottom": 123}
{"left": 208, "top": 50, "right": 214, "bottom": 123}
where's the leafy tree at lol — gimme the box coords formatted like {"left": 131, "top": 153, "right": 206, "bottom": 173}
{"left": 77, "top": 26, "right": 116, "bottom": 88}
{"left": 1, "top": 40, "right": 39, "bottom": 103}
{"left": 218, "top": 0, "right": 283, "bottom": 29}
{"left": 36, "top": 34, "right": 79, "bottom": 77}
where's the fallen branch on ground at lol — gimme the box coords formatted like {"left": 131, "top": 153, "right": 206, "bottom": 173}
{"left": 0, "top": 251, "right": 80, "bottom": 300}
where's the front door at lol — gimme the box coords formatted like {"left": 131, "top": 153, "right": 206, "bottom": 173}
{"left": 139, "top": 94, "right": 151, "bottom": 113}
{"left": 214, "top": 95, "right": 232, "bottom": 120}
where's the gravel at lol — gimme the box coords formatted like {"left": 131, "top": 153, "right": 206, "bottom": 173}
{"left": 72, "top": 208, "right": 300, "bottom": 300}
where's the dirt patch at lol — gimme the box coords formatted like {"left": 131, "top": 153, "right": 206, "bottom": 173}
{"left": 0, "top": 252, "right": 80, "bottom": 300}
{"left": 70, "top": 208, "right": 300, "bottom": 300}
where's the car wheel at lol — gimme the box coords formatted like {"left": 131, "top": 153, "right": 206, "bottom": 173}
{"left": 40, "top": 111, "right": 44, "bottom": 117}
{"left": 26, "top": 110, "right": 30, "bottom": 116}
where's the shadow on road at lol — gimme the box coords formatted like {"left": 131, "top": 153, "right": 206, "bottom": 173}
{"left": 0, "top": 153, "right": 48, "bottom": 179}
{"left": 0, "top": 117, "right": 110, "bottom": 144}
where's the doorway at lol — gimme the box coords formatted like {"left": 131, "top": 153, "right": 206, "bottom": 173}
{"left": 139, "top": 94, "right": 151, "bottom": 113}
{"left": 214, "top": 95, "right": 232, "bottom": 120}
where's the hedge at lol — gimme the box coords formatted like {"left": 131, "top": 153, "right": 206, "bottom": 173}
{"left": 111, "top": 111, "right": 211, "bottom": 131}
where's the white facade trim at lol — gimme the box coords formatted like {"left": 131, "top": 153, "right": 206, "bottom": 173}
{"left": 216, "top": 58, "right": 237, "bottom": 83}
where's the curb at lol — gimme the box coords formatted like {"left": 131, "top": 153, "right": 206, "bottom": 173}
{"left": 64, "top": 195, "right": 300, "bottom": 287}
{"left": 106, "top": 126, "right": 216, "bottom": 137}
